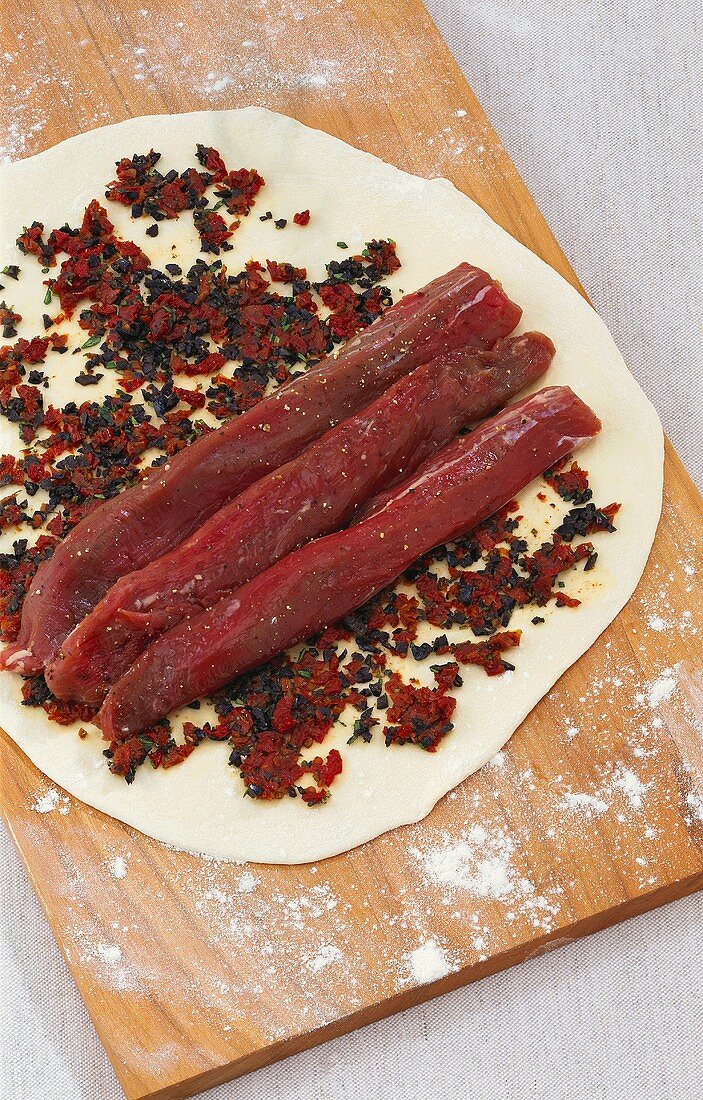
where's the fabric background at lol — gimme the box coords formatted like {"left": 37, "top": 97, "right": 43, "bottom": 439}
{"left": 2, "top": 1, "right": 701, "bottom": 1097}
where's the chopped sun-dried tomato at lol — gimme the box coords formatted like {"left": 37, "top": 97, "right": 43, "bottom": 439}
{"left": 195, "top": 144, "right": 228, "bottom": 183}
{"left": 16, "top": 221, "right": 56, "bottom": 267}
{"left": 545, "top": 454, "right": 593, "bottom": 504}
{"left": 266, "top": 259, "right": 307, "bottom": 283}
{"left": 383, "top": 673, "right": 457, "bottom": 751}
{"left": 213, "top": 167, "right": 265, "bottom": 216}
{"left": 453, "top": 630, "right": 522, "bottom": 675}
{"left": 193, "top": 208, "right": 233, "bottom": 254}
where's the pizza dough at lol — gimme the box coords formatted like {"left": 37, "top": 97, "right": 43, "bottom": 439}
{"left": 0, "top": 108, "right": 663, "bottom": 863}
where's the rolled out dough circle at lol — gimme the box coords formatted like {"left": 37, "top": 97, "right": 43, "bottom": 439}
{"left": 0, "top": 108, "right": 663, "bottom": 863}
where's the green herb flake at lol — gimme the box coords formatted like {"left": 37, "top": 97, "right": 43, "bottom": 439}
{"left": 81, "top": 333, "right": 103, "bottom": 349}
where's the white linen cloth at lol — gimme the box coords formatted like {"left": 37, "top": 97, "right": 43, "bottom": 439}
{"left": 2, "top": 1, "right": 702, "bottom": 1096}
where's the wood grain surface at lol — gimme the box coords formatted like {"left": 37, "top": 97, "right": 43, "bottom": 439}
{"left": 2, "top": 2, "right": 703, "bottom": 1099}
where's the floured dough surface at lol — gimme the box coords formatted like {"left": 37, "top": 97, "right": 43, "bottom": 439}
{"left": 0, "top": 108, "right": 662, "bottom": 863}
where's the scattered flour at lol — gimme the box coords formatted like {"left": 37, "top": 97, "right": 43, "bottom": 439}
{"left": 645, "top": 667, "right": 678, "bottom": 709}
{"left": 202, "top": 72, "right": 234, "bottom": 95}
{"left": 2, "top": 0, "right": 480, "bottom": 184}
{"left": 407, "top": 820, "right": 561, "bottom": 941}
{"left": 560, "top": 791, "right": 609, "bottom": 816}
{"left": 414, "top": 825, "right": 515, "bottom": 899}
{"left": 559, "top": 764, "right": 651, "bottom": 818}
{"left": 305, "top": 944, "right": 343, "bottom": 973}
{"left": 96, "top": 943, "right": 122, "bottom": 965}
{"left": 237, "top": 871, "right": 259, "bottom": 894}
{"left": 611, "top": 765, "right": 650, "bottom": 811}
{"left": 685, "top": 791, "right": 703, "bottom": 823}
{"left": 647, "top": 614, "right": 670, "bottom": 633}
{"left": 32, "top": 788, "right": 70, "bottom": 815}
{"left": 108, "top": 857, "right": 128, "bottom": 880}
{"left": 406, "top": 939, "right": 451, "bottom": 984}
{"left": 33, "top": 788, "right": 60, "bottom": 814}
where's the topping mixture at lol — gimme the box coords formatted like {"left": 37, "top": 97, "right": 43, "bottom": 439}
{"left": 0, "top": 145, "right": 618, "bottom": 807}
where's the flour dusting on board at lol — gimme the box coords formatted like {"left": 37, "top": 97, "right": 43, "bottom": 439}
{"left": 411, "top": 825, "right": 516, "bottom": 898}
{"left": 612, "top": 765, "right": 650, "bottom": 811}
{"left": 406, "top": 939, "right": 452, "bottom": 984}
{"left": 96, "top": 942, "right": 122, "bottom": 965}
{"left": 237, "top": 870, "right": 259, "bottom": 894}
{"left": 686, "top": 792, "right": 703, "bottom": 824}
{"left": 2, "top": 0, "right": 480, "bottom": 179}
{"left": 644, "top": 668, "right": 678, "bottom": 709}
{"left": 305, "top": 944, "right": 343, "bottom": 973}
{"left": 406, "top": 818, "right": 563, "bottom": 946}
{"left": 559, "top": 790, "right": 609, "bottom": 816}
{"left": 32, "top": 787, "right": 70, "bottom": 815}
{"left": 32, "top": 788, "right": 60, "bottom": 814}
{"left": 108, "top": 856, "right": 128, "bottom": 879}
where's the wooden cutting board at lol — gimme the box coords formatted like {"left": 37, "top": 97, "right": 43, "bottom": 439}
{"left": 2, "top": 2, "right": 703, "bottom": 1098}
